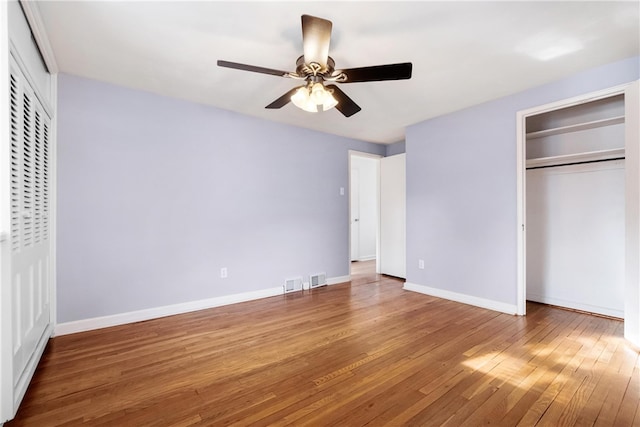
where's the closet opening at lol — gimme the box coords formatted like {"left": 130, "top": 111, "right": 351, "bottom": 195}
{"left": 525, "top": 93, "right": 625, "bottom": 319}
{"left": 516, "top": 81, "right": 640, "bottom": 348}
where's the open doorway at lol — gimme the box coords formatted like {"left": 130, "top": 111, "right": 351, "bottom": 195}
{"left": 349, "top": 152, "right": 380, "bottom": 278}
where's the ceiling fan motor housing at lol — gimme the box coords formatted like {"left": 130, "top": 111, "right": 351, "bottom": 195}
{"left": 295, "top": 55, "right": 337, "bottom": 80}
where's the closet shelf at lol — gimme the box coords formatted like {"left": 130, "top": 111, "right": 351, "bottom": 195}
{"left": 526, "top": 116, "right": 625, "bottom": 140}
{"left": 526, "top": 148, "right": 625, "bottom": 168}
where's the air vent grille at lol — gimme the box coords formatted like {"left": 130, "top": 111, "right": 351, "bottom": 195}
{"left": 284, "top": 277, "right": 303, "bottom": 293}
{"left": 310, "top": 273, "right": 327, "bottom": 288}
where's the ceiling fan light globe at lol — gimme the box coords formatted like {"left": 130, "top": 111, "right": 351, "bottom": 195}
{"left": 290, "top": 86, "right": 307, "bottom": 105}
{"left": 291, "top": 86, "right": 317, "bottom": 113}
{"left": 311, "top": 83, "right": 338, "bottom": 112}
{"left": 310, "top": 82, "right": 328, "bottom": 104}
{"left": 305, "top": 102, "right": 320, "bottom": 113}
{"left": 291, "top": 83, "right": 338, "bottom": 113}
{"left": 322, "top": 91, "right": 338, "bottom": 111}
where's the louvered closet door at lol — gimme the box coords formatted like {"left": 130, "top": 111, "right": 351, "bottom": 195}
{"left": 8, "top": 57, "right": 52, "bottom": 406}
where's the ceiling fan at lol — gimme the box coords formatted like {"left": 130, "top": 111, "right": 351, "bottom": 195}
{"left": 217, "top": 15, "right": 412, "bottom": 117}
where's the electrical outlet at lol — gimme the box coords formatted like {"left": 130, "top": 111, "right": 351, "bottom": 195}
{"left": 220, "top": 267, "right": 228, "bottom": 278}
{"left": 418, "top": 259, "right": 425, "bottom": 269}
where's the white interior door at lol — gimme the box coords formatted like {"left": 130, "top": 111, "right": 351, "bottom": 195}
{"left": 380, "top": 154, "right": 406, "bottom": 278}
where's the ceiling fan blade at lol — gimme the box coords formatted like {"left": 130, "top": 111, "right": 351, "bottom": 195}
{"left": 339, "top": 63, "right": 413, "bottom": 83}
{"left": 301, "top": 15, "right": 332, "bottom": 68}
{"left": 326, "top": 85, "right": 361, "bottom": 117}
{"left": 265, "top": 87, "right": 300, "bottom": 109}
{"left": 217, "top": 60, "right": 291, "bottom": 77}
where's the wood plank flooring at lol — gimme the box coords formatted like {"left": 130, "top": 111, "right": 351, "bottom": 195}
{"left": 7, "top": 264, "right": 639, "bottom": 426}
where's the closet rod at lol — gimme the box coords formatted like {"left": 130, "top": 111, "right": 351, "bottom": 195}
{"left": 526, "top": 156, "right": 624, "bottom": 170}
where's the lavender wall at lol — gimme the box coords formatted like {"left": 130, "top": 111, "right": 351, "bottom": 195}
{"left": 406, "top": 56, "right": 639, "bottom": 306}
{"left": 57, "top": 73, "right": 384, "bottom": 323}
{"left": 385, "top": 141, "right": 406, "bottom": 156}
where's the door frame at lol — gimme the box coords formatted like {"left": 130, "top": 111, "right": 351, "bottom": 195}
{"left": 515, "top": 82, "right": 640, "bottom": 346}
{"left": 348, "top": 151, "right": 381, "bottom": 274}
{"left": 350, "top": 167, "right": 360, "bottom": 262}
{"left": 1, "top": 1, "right": 12, "bottom": 420}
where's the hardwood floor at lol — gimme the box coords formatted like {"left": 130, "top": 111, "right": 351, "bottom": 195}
{"left": 7, "top": 271, "right": 639, "bottom": 426}
{"left": 350, "top": 259, "right": 377, "bottom": 277}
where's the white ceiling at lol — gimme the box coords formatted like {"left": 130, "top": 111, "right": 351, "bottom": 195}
{"left": 36, "top": 1, "right": 639, "bottom": 144}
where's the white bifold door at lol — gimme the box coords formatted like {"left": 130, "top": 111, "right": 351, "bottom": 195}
{"left": 1, "top": 57, "right": 53, "bottom": 421}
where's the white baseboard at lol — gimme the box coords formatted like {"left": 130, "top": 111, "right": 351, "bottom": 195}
{"left": 527, "top": 293, "right": 623, "bottom": 319}
{"left": 55, "top": 274, "right": 353, "bottom": 336}
{"left": 54, "top": 286, "right": 283, "bottom": 336}
{"left": 403, "top": 282, "right": 518, "bottom": 315}
{"left": 327, "top": 274, "right": 351, "bottom": 285}
{"left": 356, "top": 255, "right": 376, "bottom": 262}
